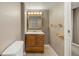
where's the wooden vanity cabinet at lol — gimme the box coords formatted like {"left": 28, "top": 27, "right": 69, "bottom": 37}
{"left": 25, "top": 34, "right": 45, "bottom": 53}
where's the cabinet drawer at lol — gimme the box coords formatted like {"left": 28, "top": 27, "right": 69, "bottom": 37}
{"left": 36, "top": 41, "right": 44, "bottom": 46}
{"left": 37, "top": 35, "right": 45, "bottom": 39}
{"left": 38, "top": 35, "right": 45, "bottom": 37}
{"left": 37, "top": 38, "right": 44, "bottom": 41}
{"left": 26, "top": 47, "right": 44, "bottom": 53}
{"left": 25, "top": 35, "right": 36, "bottom": 46}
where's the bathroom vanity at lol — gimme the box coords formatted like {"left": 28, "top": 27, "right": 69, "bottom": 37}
{"left": 25, "top": 32, "right": 45, "bottom": 53}
{"left": 25, "top": 11, "right": 45, "bottom": 53}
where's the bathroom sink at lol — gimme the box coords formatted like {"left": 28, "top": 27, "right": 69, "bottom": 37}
{"left": 25, "top": 30, "right": 45, "bottom": 34}
{"left": 25, "top": 31, "right": 45, "bottom": 34}
{"left": 28, "top": 30, "right": 42, "bottom": 32}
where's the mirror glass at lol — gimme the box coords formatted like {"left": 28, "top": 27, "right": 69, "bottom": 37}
{"left": 27, "top": 11, "right": 43, "bottom": 30}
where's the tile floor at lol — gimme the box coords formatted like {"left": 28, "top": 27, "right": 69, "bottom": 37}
{"left": 24, "top": 45, "right": 57, "bottom": 56}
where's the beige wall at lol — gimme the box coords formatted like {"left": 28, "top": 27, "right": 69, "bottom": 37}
{"left": 49, "top": 3, "right": 64, "bottom": 55}
{"left": 0, "top": 3, "right": 21, "bottom": 54}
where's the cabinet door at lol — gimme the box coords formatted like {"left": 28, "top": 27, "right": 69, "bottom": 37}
{"left": 36, "top": 35, "right": 45, "bottom": 46}
{"left": 26, "top": 34, "right": 36, "bottom": 46}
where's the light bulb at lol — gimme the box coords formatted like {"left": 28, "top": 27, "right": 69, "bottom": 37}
{"left": 37, "top": 12, "right": 39, "bottom": 14}
{"left": 34, "top": 12, "right": 37, "bottom": 14}
{"left": 28, "top": 12, "right": 30, "bottom": 15}
{"left": 40, "top": 12, "right": 42, "bottom": 14}
{"left": 30, "top": 12, "right": 33, "bottom": 15}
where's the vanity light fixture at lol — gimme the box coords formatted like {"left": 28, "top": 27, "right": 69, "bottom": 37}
{"left": 34, "top": 12, "right": 37, "bottom": 14}
{"left": 39, "top": 12, "right": 42, "bottom": 14}
{"left": 28, "top": 11, "right": 43, "bottom": 15}
{"left": 37, "top": 12, "right": 39, "bottom": 14}
{"left": 28, "top": 12, "right": 31, "bottom": 15}
{"left": 30, "top": 12, "right": 33, "bottom": 15}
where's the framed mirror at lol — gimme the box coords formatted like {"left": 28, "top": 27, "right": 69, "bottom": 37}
{"left": 27, "top": 11, "right": 43, "bottom": 30}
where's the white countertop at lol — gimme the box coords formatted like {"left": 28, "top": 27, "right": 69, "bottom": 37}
{"left": 25, "top": 31, "right": 45, "bottom": 34}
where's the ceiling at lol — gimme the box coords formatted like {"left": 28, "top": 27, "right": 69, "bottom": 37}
{"left": 25, "top": 2, "right": 63, "bottom": 10}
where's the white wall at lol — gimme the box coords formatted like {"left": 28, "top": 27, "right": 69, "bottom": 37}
{"left": 25, "top": 2, "right": 61, "bottom": 10}
{"left": 0, "top": 3, "right": 21, "bottom": 54}
{"left": 49, "top": 3, "right": 64, "bottom": 56}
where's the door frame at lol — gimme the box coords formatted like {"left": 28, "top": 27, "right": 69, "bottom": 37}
{"left": 64, "top": 2, "right": 72, "bottom": 56}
